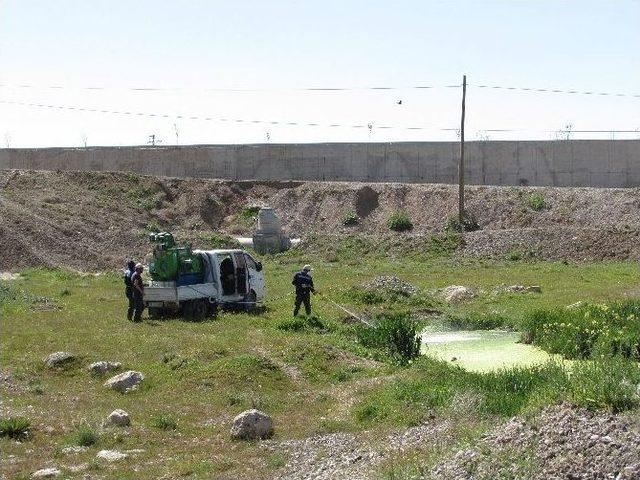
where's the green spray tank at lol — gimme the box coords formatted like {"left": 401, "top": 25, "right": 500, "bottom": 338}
{"left": 148, "top": 232, "right": 205, "bottom": 285}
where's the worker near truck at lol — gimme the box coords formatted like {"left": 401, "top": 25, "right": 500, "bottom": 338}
{"left": 131, "top": 263, "right": 145, "bottom": 322}
{"left": 123, "top": 260, "right": 136, "bottom": 321}
{"left": 292, "top": 265, "right": 315, "bottom": 316}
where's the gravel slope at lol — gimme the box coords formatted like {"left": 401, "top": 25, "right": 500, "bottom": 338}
{"left": 2, "top": 169, "right": 640, "bottom": 270}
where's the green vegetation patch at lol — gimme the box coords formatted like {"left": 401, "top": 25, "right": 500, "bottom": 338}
{"left": 387, "top": 212, "right": 413, "bottom": 232}
{"left": 522, "top": 301, "right": 640, "bottom": 360}
{"left": 200, "top": 233, "right": 242, "bottom": 249}
{"left": 151, "top": 414, "right": 178, "bottom": 430}
{"left": 356, "top": 314, "right": 421, "bottom": 365}
{"left": 528, "top": 193, "right": 547, "bottom": 211}
{"left": 72, "top": 423, "right": 99, "bottom": 447}
{"left": 342, "top": 211, "right": 359, "bottom": 227}
{"left": 0, "top": 417, "right": 31, "bottom": 440}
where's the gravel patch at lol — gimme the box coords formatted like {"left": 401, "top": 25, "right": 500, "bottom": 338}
{"left": 429, "top": 403, "right": 640, "bottom": 480}
{"left": 263, "top": 421, "right": 450, "bottom": 480}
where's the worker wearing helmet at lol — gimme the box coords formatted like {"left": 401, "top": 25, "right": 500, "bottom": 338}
{"left": 131, "top": 263, "right": 145, "bottom": 323}
{"left": 123, "top": 260, "right": 136, "bottom": 321}
{"left": 292, "top": 264, "right": 315, "bottom": 316}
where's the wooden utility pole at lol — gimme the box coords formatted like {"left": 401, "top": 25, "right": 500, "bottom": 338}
{"left": 458, "top": 74, "right": 467, "bottom": 227}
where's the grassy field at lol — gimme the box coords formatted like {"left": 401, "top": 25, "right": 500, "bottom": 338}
{"left": 2, "top": 246, "right": 640, "bottom": 479}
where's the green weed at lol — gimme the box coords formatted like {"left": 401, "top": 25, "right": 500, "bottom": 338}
{"left": 528, "top": 193, "right": 547, "bottom": 211}
{"left": 342, "top": 211, "right": 359, "bottom": 226}
{"left": 151, "top": 414, "right": 178, "bottom": 430}
{"left": 387, "top": 212, "right": 413, "bottom": 232}
{"left": 73, "top": 424, "right": 99, "bottom": 446}
{"left": 445, "top": 212, "right": 479, "bottom": 232}
{"left": 0, "top": 417, "right": 31, "bottom": 440}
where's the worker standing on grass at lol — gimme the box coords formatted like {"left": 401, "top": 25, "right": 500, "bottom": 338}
{"left": 131, "top": 263, "right": 145, "bottom": 323}
{"left": 123, "top": 260, "right": 136, "bottom": 321}
{"left": 292, "top": 264, "right": 315, "bottom": 316}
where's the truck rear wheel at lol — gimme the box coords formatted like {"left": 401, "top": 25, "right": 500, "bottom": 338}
{"left": 182, "top": 299, "right": 209, "bottom": 321}
{"left": 192, "top": 299, "right": 209, "bottom": 321}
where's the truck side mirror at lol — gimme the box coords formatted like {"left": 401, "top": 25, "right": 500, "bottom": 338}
{"left": 256, "top": 262, "right": 263, "bottom": 272}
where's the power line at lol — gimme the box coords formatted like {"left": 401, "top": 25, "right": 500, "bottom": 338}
{"left": 0, "top": 82, "right": 461, "bottom": 93}
{"left": 0, "top": 81, "right": 638, "bottom": 98}
{"left": 2, "top": 99, "right": 636, "bottom": 135}
{"left": 0, "top": 99, "right": 457, "bottom": 132}
{"left": 471, "top": 84, "right": 640, "bottom": 98}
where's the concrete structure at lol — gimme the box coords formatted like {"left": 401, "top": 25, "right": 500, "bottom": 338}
{"left": 1, "top": 140, "right": 639, "bottom": 187}
{"left": 252, "top": 207, "right": 291, "bottom": 254}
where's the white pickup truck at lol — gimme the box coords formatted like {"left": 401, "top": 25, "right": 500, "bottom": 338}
{"left": 144, "top": 249, "right": 265, "bottom": 320}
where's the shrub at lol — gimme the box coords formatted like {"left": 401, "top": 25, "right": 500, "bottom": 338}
{"left": 0, "top": 417, "right": 30, "bottom": 440}
{"left": 357, "top": 314, "right": 421, "bottom": 365}
{"left": 74, "top": 424, "right": 99, "bottom": 446}
{"left": 387, "top": 212, "right": 413, "bottom": 232}
{"left": 528, "top": 193, "right": 547, "bottom": 211}
{"left": 152, "top": 414, "right": 177, "bottom": 430}
{"left": 342, "top": 211, "right": 359, "bottom": 227}
{"left": 445, "top": 212, "right": 479, "bottom": 233}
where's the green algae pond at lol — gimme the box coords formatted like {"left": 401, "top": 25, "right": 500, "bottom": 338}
{"left": 421, "top": 328, "right": 557, "bottom": 373}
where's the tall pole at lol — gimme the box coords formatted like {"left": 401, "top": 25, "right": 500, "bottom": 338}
{"left": 458, "top": 74, "right": 467, "bottom": 227}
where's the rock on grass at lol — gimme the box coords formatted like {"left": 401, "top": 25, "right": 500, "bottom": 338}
{"left": 106, "top": 409, "right": 130, "bottom": 427}
{"left": 441, "top": 285, "right": 475, "bottom": 302}
{"left": 96, "top": 450, "right": 128, "bottom": 461}
{"left": 43, "top": 352, "right": 75, "bottom": 369}
{"left": 88, "top": 361, "right": 121, "bottom": 375}
{"left": 231, "top": 409, "right": 273, "bottom": 440}
{"left": 103, "top": 371, "right": 144, "bottom": 393}
{"left": 31, "top": 467, "right": 60, "bottom": 478}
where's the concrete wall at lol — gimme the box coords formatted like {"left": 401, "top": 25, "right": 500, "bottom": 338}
{"left": 1, "top": 140, "right": 639, "bottom": 187}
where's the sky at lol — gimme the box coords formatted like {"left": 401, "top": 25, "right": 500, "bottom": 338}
{"left": 0, "top": 0, "right": 639, "bottom": 147}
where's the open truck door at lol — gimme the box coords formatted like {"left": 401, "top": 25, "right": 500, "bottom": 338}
{"left": 244, "top": 253, "right": 265, "bottom": 301}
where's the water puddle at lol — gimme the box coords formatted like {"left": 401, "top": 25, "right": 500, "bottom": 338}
{"left": 421, "top": 328, "right": 555, "bottom": 373}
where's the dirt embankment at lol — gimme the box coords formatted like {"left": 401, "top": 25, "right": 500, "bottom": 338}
{"left": 1, "top": 169, "right": 640, "bottom": 271}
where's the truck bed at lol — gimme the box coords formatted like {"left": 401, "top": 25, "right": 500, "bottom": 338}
{"left": 145, "top": 281, "right": 218, "bottom": 304}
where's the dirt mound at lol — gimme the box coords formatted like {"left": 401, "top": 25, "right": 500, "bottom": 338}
{"left": 2, "top": 169, "right": 640, "bottom": 270}
{"left": 430, "top": 403, "right": 640, "bottom": 479}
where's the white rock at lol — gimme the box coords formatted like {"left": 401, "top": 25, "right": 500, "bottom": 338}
{"left": 96, "top": 450, "right": 128, "bottom": 461}
{"left": 230, "top": 409, "right": 273, "bottom": 440}
{"left": 62, "top": 446, "right": 89, "bottom": 454}
{"left": 106, "top": 409, "right": 130, "bottom": 427}
{"left": 43, "top": 352, "right": 75, "bottom": 368}
{"left": 442, "top": 285, "right": 475, "bottom": 302}
{"left": 506, "top": 285, "right": 526, "bottom": 292}
{"left": 31, "top": 468, "right": 61, "bottom": 478}
{"left": 525, "top": 285, "right": 542, "bottom": 293}
{"left": 88, "top": 361, "right": 121, "bottom": 375}
{"left": 103, "top": 371, "right": 144, "bottom": 393}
